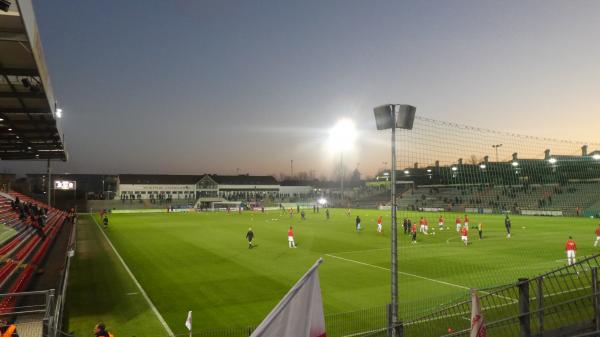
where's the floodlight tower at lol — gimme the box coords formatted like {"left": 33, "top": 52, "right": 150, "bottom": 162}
{"left": 492, "top": 144, "right": 503, "bottom": 162}
{"left": 328, "top": 119, "right": 356, "bottom": 204}
{"left": 373, "top": 104, "right": 416, "bottom": 337}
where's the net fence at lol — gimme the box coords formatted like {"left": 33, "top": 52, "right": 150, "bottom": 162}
{"left": 403, "top": 253, "right": 600, "bottom": 337}
{"left": 395, "top": 116, "right": 600, "bottom": 216}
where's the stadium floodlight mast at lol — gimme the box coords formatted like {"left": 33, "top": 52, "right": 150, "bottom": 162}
{"left": 492, "top": 144, "right": 503, "bottom": 162}
{"left": 373, "top": 104, "right": 416, "bottom": 337}
{"left": 328, "top": 119, "right": 357, "bottom": 204}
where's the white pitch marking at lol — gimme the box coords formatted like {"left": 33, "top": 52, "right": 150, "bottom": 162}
{"left": 91, "top": 216, "right": 174, "bottom": 336}
{"left": 331, "top": 248, "right": 389, "bottom": 255}
{"left": 325, "top": 253, "right": 470, "bottom": 290}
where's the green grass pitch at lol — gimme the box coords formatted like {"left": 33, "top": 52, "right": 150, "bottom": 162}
{"left": 65, "top": 209, "right": 600, "bottom": 336}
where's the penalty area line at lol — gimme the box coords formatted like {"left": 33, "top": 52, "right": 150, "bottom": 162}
{"left": 324, "top": 253, "right": 469, "bottom": 290}
{"left": 91, "top": 216, "right": 174, "bottom": 336}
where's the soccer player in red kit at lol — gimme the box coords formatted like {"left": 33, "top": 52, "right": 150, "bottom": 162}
{"left": 594, "top": 225, "right": 600, "bottom": 247}
{"left": 460, "top": 226, "right": 468, "bottom": 246}
{"left": 377, "top": 216, "right": 383, "bottom": 233}
{"left": 438, "top": 215, "right": 445, "bottom": 231}
{"left": 455, "top": 216, "right": 462, "bottom": 232}
{"left": 411, "top": 223, "right": 417, "bottom": 244}
{"left": 288, "top": 226, "right": 296, "bottom": 248}
{"left": 464, "top": 214, "right": 470, "bottom": 228}
{"left": 566, "top": 236, "right": 576, "bottom": 265}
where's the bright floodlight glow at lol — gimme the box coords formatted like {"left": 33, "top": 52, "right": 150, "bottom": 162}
{"left": 480, "top": 164, "right": 486, "bottom": 169}
{"left": 548, "top": 158, "right": 557, "bottom": 164}
{"left": 593, "top": 154, "right": 600, "bottom": 160}
{"left": 328, "top": 118, "right": 356, "bottom": 152}
{"left": 451, "top": 166, "right": 458, "bottom": 171}
{"left": 404, "top": 170, "right": 410, "bottom": 174}
{"left": 512, "top": 161, "right": 519, "bottom": 167}
{"left": 56, "top": 108, "right": 63, "bottom": 118}
{"left": 318, "top": 198, "right": 327, "bottom": 205}
{"left": 426, "top": 169, "right": 432, "bottom": 173}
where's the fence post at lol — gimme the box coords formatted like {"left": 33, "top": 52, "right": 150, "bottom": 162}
{"left": 518, "top": 278, "right": 531, "bottom": 337}
{"left": 387, "top": 303, "right": 393, "bottom": 337}
{"left": 537, "top": 277, "right": 544, "bottom": 337}
{"left": 593, "top": 267, "right": 600, "bottom": 331}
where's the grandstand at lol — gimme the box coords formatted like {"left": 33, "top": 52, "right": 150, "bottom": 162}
{"left": 0, "top": 1, "right": 73, "bottom": 335}
{"left": 391, "top": 117, "right": 600, "bottom": 217}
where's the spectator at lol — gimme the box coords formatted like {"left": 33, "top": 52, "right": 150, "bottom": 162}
{"left": 0, "top": 320, "right": 18, "bottom": 337}
{"left": 94, "top": 323, "right": 113, "bottom": 337}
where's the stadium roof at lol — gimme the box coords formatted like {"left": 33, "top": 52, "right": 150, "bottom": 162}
{"left": 209, "top": 175, "right": 278, "bottom": 185}
{"left": 0, "top": 0, "right": 66, "bottom": 161}
{"left": 119, "top": 174, "right": 280, "bottom": 186}
{"left": 280, "top": 179, "right": 319, "bottom": 186}
{"left": 119, "top": 174, "right": 201, "bottom": 185}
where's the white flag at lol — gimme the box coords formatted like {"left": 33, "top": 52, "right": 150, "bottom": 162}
{"left": 470, "top": 289, "right": 486, "bottom": 337}
{"left": 250, "top": 258, "right": 326, "bottom": 337}
{"left": 185, "top": 311, "right": 192, "bottom": 331}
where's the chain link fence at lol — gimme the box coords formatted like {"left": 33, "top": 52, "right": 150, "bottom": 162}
{"left": 403, "top": 253, "right": 600, "bottom": 337}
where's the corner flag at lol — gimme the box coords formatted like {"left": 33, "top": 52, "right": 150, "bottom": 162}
{"left": 470, "top": 289, "right": 486, "bottom": 337}
{"left": 185, "top": 311, "right": 192, "bottom": 332}
{"left": 250, "top": 258, "right": 326, "bottom": 337}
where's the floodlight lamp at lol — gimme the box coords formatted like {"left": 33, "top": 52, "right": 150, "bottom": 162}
{"left": 318, "top": 198, "right": 327, "bottom": 205}
{"left": 383, "top": 172, "right": 389, "bottom": 176}
{"left": 328, "top": 118, "right": 356, "bottom": 152}
{"left": 404, "top": 170, "right": 410, "bottom": 175}
{"left": 56, "top": 108, "right": 63, "bottom": 118}
{"left": 548, "top": 158, "right": 557, "bottom": 164}
{"left": 479, "top": 164, "right": 486, "bottom": 169}
{"left": 512, "top": 161, "right": 519, "bottom": 167}
{"left": 593, "top": 154, "right": 600, "bottom": 160}
{"left": 427, "top": 169, "right": 432, "bottom": 173}
{"left": 451, "top": 166, "right": 458, "bottom": 171}
{"left": 0, "top": 1, "right": 11, "bottom": 13}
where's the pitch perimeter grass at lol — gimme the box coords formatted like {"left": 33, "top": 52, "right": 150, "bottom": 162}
{"left": 67, "top": 210, "right": 600, "bottom": 335}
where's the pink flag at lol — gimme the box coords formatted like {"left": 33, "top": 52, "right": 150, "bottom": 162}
{"left": 250, "top": 259, "right": 326, "bottom": 337}
{"left": 470, "top": 289, "right": 487, "bottom": 337}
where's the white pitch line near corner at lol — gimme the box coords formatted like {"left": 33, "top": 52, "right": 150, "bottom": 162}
{"left": 325, "top": 253, "right": 469, "bottom": 290}
{"left": 91, "top": 216, "right": 174, "bottom": 336}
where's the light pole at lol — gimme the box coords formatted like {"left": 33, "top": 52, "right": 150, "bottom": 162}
{"left": 492, "top": 144, "right": 503, "bottom": 162}
{"left": 328, "top": 119, "right": 356, "bottom": 205}
{"left": 340, "top": 152, "right": 344, "bottom": 202}
{"left": 374, "top": 104, "right": 416, "bottom": 337}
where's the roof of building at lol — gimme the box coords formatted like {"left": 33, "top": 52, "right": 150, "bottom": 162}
{"left": 280, "top": 179, "right": 319, "bottom": 187}
{"left": 0, "top": 2, "right": 66, "bottom": 160}
{"left": 208, "top": 175, "right": 278, "bottom": 185}
{"left": 118, "top": 174, "right": 279, "bottom": 186}
{"left": 119, "top": 174, "right": 201, "bottom": 185}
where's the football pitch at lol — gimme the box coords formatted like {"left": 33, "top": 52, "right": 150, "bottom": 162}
{"left": 65, "top": 209, "right": 600, "bottom": 336}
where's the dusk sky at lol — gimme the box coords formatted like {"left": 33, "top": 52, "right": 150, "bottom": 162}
{"left": 4, "top": 0, "right": 600, "bottom": 178}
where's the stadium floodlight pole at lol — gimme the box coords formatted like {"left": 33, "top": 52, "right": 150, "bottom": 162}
{"left": 328, "top": 119, "right": 356, "bottom": 206}
{"left": 373, "top": 104, "right": 416, "bottom": 337}
{"left": 492, "top": 144, "right": 503, "bottom": 162}
{"left": 46, "top": 159, "right": 52, "bottom": 207}
{"left": 340, "top": 152, "right": 344, "bottom": 202}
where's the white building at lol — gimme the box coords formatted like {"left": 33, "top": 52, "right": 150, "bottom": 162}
{"left": 117, "top": 174, "right": 291, "bottom": 201}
